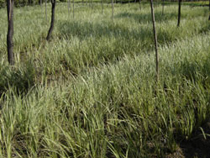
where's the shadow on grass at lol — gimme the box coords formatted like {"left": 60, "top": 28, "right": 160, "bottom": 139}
{"left": 168, "top": 56, "right": 210, "bottom": 158}
{"left": 115, "top": 11, "right": 178, "bottom": 23}
{"left": 57, "top": 20, "right": 152, "bottom": 41}
{"left": 179, "top": 120, "right": 210, "bottom": 158}
{"left": 57, "top": 20, "right": 183, "bottom": 45}
{"left": 0, "top": 61, "right": 35, "bottom": 96}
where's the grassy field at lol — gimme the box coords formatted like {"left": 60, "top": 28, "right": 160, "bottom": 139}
{"left": 0, "top": 2, "right": 210, "bottom": 158}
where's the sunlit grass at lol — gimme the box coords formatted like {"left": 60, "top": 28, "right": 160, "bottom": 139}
{"left": 0, "top": 3, "right": 210, "bottom": 157}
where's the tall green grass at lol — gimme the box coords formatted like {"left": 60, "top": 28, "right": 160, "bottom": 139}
{"left": 0, "top": 3, "right": 210, "bottom": 157}
{"left": 1, "top": 31, "right": 210, "bottom": 157}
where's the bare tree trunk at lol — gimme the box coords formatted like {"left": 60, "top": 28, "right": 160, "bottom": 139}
{"left": 7, "top": 0, "right": 15, "bottom": 65}
{"left": 150, "top": 0, "right": 159, "bottom": 82}
{"left": 46, "top": 0, "right": 56, "bottom": 40}
{"left": 177, "top": 0, "right": 181, "bottom": 27}
{"left": 112, "top": 0, "right": 114, "bottom": 21}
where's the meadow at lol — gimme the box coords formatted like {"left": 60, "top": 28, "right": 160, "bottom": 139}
{"left": 0, "top": 2, "right": 210, "bottom": 157}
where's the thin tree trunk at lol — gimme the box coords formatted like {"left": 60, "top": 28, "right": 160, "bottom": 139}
{"left": 177, "top": 0, "right": 181, "bottom": 27}
{"left": 46, "top": 0, "right": 56, "bottom": 40}
{"left": 150, "top": 0, "right": 159, "bottom": 82}
{"left": 112, "top": 0, "right": 114, "bottom": 21}
{"left": 73, "top": 0, "right": 75, "bottom": 18}
{"left": 7, "top": 0, "right": 15, "bottom": 65}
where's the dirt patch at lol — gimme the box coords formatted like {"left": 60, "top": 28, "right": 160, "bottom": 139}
{"left": 168, "top": 119, "right": 210, "bottom": 158}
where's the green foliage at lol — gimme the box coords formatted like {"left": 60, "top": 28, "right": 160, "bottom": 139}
{"left": 0, "top": 3, "right": 210, "bottom": 158}
{"left": 0, "top": 0, "right": 5, "bottom": 8}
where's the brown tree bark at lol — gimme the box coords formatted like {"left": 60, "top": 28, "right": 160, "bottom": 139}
{"left": 7, "top": 0, "right": 15, "bottom": 65}
{"left": 177, "top": 0, "right": 182, "bottom": 27}
{"left": 150, "top": 0, "right": 159, "bottom": 82}
{"left": 46, "top": 0, "right": 56, "bottom": 41}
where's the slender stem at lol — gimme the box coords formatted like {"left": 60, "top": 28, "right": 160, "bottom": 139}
{"left": 177, "top": 0, "right": 182, "bottom": 27}
{"left": 73, "top": 0, "right": 74, "bottom": 18}
{"left": 150, "top": 0, "right": 159, "bottom": 82}
{"left": 112, "top": 0, "right": 114, "bottom": 21}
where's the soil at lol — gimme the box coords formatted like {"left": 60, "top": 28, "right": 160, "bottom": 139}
{"left": 167, "top": 119, "right": 210, "bottom": 158}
